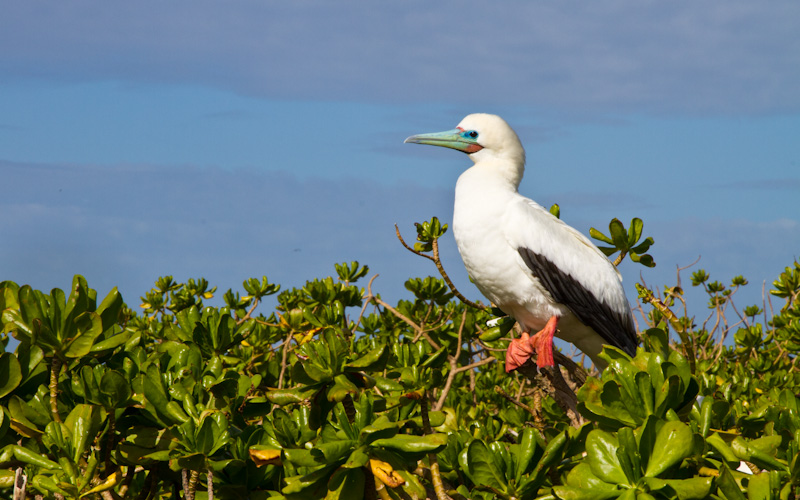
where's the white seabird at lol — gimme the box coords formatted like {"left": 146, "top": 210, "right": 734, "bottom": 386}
{"left": 405, "top": 113, "right": 637, "bottom": 371}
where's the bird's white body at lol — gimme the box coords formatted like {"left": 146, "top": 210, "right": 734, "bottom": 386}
{"left": 453, "top": 161, "right": 620, "bottom": 362}
{"left": 405, "top": 113, "right": 637, "bottom": 368}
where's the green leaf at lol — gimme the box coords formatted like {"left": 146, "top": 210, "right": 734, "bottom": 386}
{"left": 644, "top": 420, "right": 693, "bottom": 477}
{"left": 266, "top": 384, "right": 321, "bottom": 406}
{"left": 515, "top": 428, "right": 539, "bottom": 483}
{"left": 342, "top": 448, "right": 370, "bottom": 469}
{"left": 643, "top": 477, "right": 714, "bottom": 500}
{"left": 95, "top": 286, "right": 123, "bottom": 333}
{"left": 63, "top": 311, "right": 103, "bottom": 358}
{"left": 65, "top": 404, "right": 104, "bottom": 463}
{"left": 457, "top": 439, "right": 506, "bottom": 493}
{"left": 372, "top": 433, "right": 447, "bottom": 454}
{"left": 586, "top": 429, "right": 628, "bottom": 485}
{"left": 717, "top": 462, "right": 746, "bottom": 500}
{"left": 0, "top": 352, "right": 22, "bottom": 398}
{"left": 327, "top": 374, "right": 359, "bottom": 402}
{"left": 31, "top": 474, "right": 71, "bottom": 497}
{"left": 628, "top": 218, "right": 643, "bottom": 247}
{"left": 744, "top": 472, "right": 771, "bottom": 500}
{"left": 12, "top": 444, "right": 61, "bottom": 469}
{"left": 283, "top": 463, "right": 338, "bottom": 496}
{"left": 90, "top": 331, "right": 132, "bottom": 353}
{"left": 345, "top": 344, "right": 388, "bottom": 372}
{"left": 590, "top": 227, "right": 614, "bottom": 245}
{"left": 99, "top": 369, "right": 132, "bottom": 408}
{"left": 360, "top": 419, "right": 399, "bottom": 445}
{"left": 631, "top": 253, "right": 656, "bottom": 268}
{"left": 311, "top": 440, "right": 356, "bottom": 465}
{"left": 631, "top": 236, "right": 654, "bottom": 255}
{"left": 608, "top": 219, "right": 628, "bottom": 250}
{"left": 730, "top": 437, "right": 788, "bottom": 472}
{"left": 555, "top": 463, "right": 620, "bottom": 500}
{"left": 326, "top": 467, "right": 365, "bottom": 500}
{"left": 195, "top": 415, "right": 217, "bottom": 455}
{"left": 616, "top": 427, "right": 640, "bottom": 484}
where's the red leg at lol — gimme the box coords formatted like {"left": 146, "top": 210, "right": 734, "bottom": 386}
{"left": 505, "top": 316, "right": 559, "bottom": 372}
{"left": 531, "top": 316, "right": 558, "bottom": 368}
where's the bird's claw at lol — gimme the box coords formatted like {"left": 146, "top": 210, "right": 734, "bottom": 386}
{"left": 505, "top": 332, "right": 535, "bottom": 373}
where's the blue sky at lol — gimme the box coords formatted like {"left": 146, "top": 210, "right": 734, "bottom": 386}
{"left": 1, "top": 1, "right": 799, "bottom": 323}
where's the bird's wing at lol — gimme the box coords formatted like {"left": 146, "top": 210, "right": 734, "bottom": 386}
{"left": 503, "top": 197, "right": 637, "bottom": 355}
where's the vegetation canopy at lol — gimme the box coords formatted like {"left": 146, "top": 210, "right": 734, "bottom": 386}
{"left": 1, "top": 213, "right": 799, "bottom": 499}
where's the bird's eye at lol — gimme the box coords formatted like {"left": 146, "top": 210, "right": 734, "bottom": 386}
{"left": 462, "top": 130, "right": 479, "bottom": 140}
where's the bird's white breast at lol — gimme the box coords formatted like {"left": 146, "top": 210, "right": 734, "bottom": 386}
{"left": 452, "top": 165, "right": 566, "bottom": 331}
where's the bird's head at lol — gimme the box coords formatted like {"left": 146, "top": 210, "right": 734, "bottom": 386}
{"left": 404, "top": 113, "right": 526, "bottom": 170}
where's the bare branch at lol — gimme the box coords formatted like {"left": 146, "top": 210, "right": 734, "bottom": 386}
{"left": 395, "top": 224, "right": 487, "bottom": 311}
{"left": 495, "top": 386, "right": 544, "bottom": 429}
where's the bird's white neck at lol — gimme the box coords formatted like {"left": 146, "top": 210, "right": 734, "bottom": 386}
{"left": 464, "top": 153, "right": 525, "bottom": 192}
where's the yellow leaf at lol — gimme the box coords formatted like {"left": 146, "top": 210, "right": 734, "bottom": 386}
{"left": 9, "top": 419, "right": 43, "bottom": 439}
{"left": 370, "top": 459, "right": 405, "bottom": 488}
{"left": 295, "top": 328, "right": 322, "bottom": 345}
{"left": 80, "top": 471, "right": 118, "bottom": 497}
{"left": 249, "top": 447, "right": 282, "bottom": 467}
{"left": 203, "top": 292, "right": 214, "bottom": 299}
{"left": 140, "top": 303, "right": 151, "bottom": 309}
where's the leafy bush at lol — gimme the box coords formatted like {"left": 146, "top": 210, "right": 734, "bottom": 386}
{"left": 1, "top": 218, "right": 798, "bottom": 499}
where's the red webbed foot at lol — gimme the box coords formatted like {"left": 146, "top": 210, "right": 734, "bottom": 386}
{"left": 505, "top": 316, "right": 560, "bottom": 372}
{"left": 505, "top": 331, "right": 535, "bottom": 373}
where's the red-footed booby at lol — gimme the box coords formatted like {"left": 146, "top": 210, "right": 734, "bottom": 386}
{"left": 404, "top": 113, "right": 637, "bottom": 371}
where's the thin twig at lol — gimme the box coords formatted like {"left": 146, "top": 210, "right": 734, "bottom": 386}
{"left": 395, "top": 224, "right": 486, "bottom": 311}
{"left": 49, "top": 356, "right": 63, "bottom": 423}
{"left": 421, "top": 395, "right": 452, "bottom": 500}
{"left": 352, "top": 275, "right": 380, "bottom": 333}
{"left": 434, "top": 310, "right": 467, "bottom": 411}
{"left": 495, "top": 386, "right": 540, "bottom": 422}
{"left": 236, "top": 297, "right": 260, "bottom": 325}
{"left": 453, "top": 357, "right": 496, "bottom": 374}
{"left": 277, "top": 335, "right": 291, "bottom": 390}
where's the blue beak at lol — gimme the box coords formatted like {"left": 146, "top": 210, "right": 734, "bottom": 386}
{"left": 404, "top": 129, "right": 482, "bottom": 154}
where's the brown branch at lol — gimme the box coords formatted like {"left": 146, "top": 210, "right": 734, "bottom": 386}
{"left": 495, "top": 386, "right": 541, "bottom": 424}
{"left": 236, "top": 297, "right": 260, "bottom": 325}
{"left": 277, "top": 334, "right": 292, "bottom": 390}
{"left": 182, "top": 469, "right": 192, "bottom": 500}
{"left": 454, "top": 357, "right": 496, "bottom": 374}
{"left": 352, "top": 274, "right": 380, "bottom": 333}
{"left": 421, "top": 395, "right": 452, "bottom": 500}
{"left": 539, "top": 365, "right": 583, "bottom": 427}
{"left": 638, "top": 283, "right": 696, "bottom": 372}
{"left": 49, "top": 356, "right": 62, "bottom": 423}
{"left": 434, "top": 311, "right": 467, "bottom": 411}
{"left": 553, "top": 351, "right": 588, "bottom": 388}
{"left": 13, "top": 468, "right": 26, "bottom": 500}
{"left": 395, "top": 224, "right": 487, "bottom": 311}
